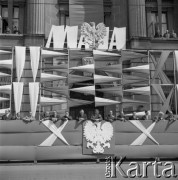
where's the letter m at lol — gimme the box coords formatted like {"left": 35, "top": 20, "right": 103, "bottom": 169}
{"left": 46, "top": 25, "right": 78, "bottom": 49}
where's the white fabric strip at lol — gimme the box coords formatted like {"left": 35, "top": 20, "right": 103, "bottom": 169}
{"left": 29, "top": 82, "right": 39, "bottom": 117}
{"left": 30, "top": 47, "right": 40, "bottom": 82}
{"left": 13, "top": 82, "right": 24, "bottom": 113}
{"left": 15, "top": 46, "right": 26, "bottom": 82}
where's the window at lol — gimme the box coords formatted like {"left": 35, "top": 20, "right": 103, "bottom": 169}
{"left": 12, "top": 7, "right": 20, "bottom": 33}
{"left": 150, "top": 11, "right": 168, "bottom": 37}
{"left": 1, "top": 6, "right": 8, "bottom": 33}
{"left": 0, "top": 6, "right": 20, "bottom": 34}
{"left": 146, "top": 0, "right": 174, "bottom": 38}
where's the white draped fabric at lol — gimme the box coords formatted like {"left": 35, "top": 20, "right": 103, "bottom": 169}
{"left": 0, "top": 50, "right": 12, "bottom": 54}
{"left": 96, "top": 64, "right": 122, "bottom": 74}
{"left": 70, "top": 64, "right": 94, "bottom": 73}
{"left": 95, "top": 97, "right": 120, "bottom": 107}
{"left": 0, "top": 72, "right": 11, "bottom": 77}
{"left": 0, "top": 85, "right": 11, "bottom": 94}
{"left": 15, "top": 46, "right": 26, "bottom": 82}
{"left": 70, "top": 86, "right": 95, "bottom": 95}
{"left": 41, "top": 97, "right": 67, "bottom": 105}
{"left": 13, "top": 82, "right": 24, "bottom": 113}
{"left": 93, "top": 50, "right": 120, "bottom": 57}
{"left": 30, "top": 47, "right": 40, "bottom": 82}
{"left": 0, "top": 60, "right": 12, "bottom": 69}
{"left": 68, "top": 99, "right": 92, "bottom": 107}
{"left": 41, "top": 73, "right": 67, "bottom": 82}
{"left": 124, "top": 86, "right": 150, "bottom": 96}
{"left": 124, "top": 65, "right": 149, "bottom": 74}
{"left": 0, "top": 97, "right": 10, "bottom": 101}
{"left": 41, "top": 49, "right": 67, "bottom": 58}
{"left": 29, "top": 82, "right": 39, "bottom": 117}
{"left": 94, "top": 74, "right": 120, "bottom": 83}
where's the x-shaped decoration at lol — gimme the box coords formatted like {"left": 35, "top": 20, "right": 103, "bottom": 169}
{"left": 150, "top": 51, "right": 172, "bottom": 84}
{"left": 39, "top": 120, "right": 69, "bottom": 146}
{"left": 129, "top": 120, "right": 159, "bottom": 145}
{"left": 152, "top": 84, "right": 174, "bottom": 114}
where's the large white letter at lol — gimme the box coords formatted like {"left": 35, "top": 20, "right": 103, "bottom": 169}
{"left": 109, "top": 27, "right": 126, "bottom": 50}
{"left": 77, "top": 35, "right": 89, "bottom": 49}
{"left": 45, "top": 25, "right": 78, "bottom": 49}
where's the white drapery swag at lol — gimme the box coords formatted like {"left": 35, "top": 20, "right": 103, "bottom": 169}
{"left": 0, "top": 59, "right": 12, "bottom": 69}
{"left": 30, "top": 47, "right": 40, "bottom": 82}
{"left": 13, "top": 82, "right": 24, "bottom": 114}
{"left": 15, "top": 46, "right": 26, "bottom": 82}
{"left": 29, "top": 82, "right": 39, "bottom": 117}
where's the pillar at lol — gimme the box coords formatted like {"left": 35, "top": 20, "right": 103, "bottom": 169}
{"left": 128, "top": 0, "right": 146, "bottom": 37}
{"left": 27, "top": 0, "right": 45, "bottom": 34}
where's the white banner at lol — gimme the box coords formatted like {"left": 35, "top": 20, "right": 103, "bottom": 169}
{"left": 13, "top": 82, "right": 24, "bottom": 114}
{"left": 15, "top": 46, "right": 26, "bottom": 82}
{"left": 29, "top": 82, "right": 39, "bottom": 117}
{"left": 30, "top": 47, "right": 40, "bottom": 82}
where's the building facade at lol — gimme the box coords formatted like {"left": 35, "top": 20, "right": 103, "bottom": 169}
{"left": 0, "top": 0, "right": 178, "bottom": 118}
{"left": 0, "top": 0, "right": 178, "bottom": 49}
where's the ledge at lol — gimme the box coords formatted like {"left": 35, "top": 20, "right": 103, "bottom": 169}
{"left": 0, "top": 34, "right": 45, "bottom": 47}
{"left": 129, "top": 37, "right": 178, "bottom": 50}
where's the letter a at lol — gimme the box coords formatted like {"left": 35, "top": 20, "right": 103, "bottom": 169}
{"left": 109, "top": 27, "right": 126, "bottom": 50}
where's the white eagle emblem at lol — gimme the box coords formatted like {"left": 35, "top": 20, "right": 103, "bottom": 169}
{"left": 84, "top": 121, "right": 113, "bottom": 154}
{"left": 81, "top": 22, "right": 107, "bottom": 49}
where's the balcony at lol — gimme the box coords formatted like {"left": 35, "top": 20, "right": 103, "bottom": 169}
{"left": 0, "top": 34, "right": 45, "bottom": 47}
{"left": 129, "top": 36, "right": 178, "bottom": 50}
